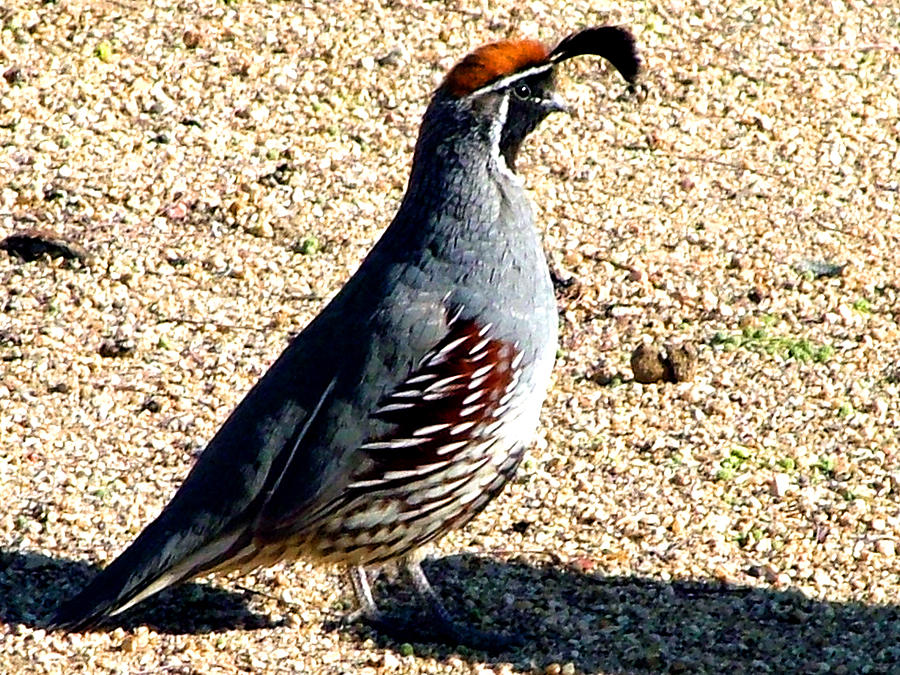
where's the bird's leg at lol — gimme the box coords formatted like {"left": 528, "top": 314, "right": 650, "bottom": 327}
{"left": 404, "top": 557, "right": 523, "bottom": 650}
{"left": 344, "top": 565, "right": 384, "bottom": 624}
{"left": 343, "top": 565, "right": 398, "bottom": 633}
{"left": 404, "top": 558, "right": 458, "bottom": 627}
{"left": 345, "top": 563, "right": 431, "bottom": 638}
{"left": 344, "top": 560, "right": 520, "bottom": 650}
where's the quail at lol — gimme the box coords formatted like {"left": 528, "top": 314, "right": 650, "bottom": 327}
{"left": 51, "top": 26, "right": 640, "bottom": 646}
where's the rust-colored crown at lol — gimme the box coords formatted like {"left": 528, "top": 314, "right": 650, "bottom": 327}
{"left": 440, "top": 39, "right": 550, "bottom": 98}
{"left": 439, "top": 27, "right": 641, "bottom": 99}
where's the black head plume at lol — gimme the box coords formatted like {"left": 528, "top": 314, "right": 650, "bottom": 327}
{"left": 549, "top": 26, "right": 641, "bottom": 89}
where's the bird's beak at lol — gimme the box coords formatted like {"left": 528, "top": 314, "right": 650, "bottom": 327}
{"left": 545, "top": 92, "right": 570, "bottom": 114}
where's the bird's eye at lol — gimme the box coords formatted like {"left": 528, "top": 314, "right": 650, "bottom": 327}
{"left": 512, "top": 83, "right": 532, "bottom": 100}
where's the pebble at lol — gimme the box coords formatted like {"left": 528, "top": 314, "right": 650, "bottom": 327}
{"left": 770, "top": 473, "right": 791, "bottom": 498}
{"left": 664, "top": 342, "right": 698, "bottom": 382}
{"left": 631, "top": 343, "right": 667, "bottom": 383}
{"left": 875, "top": 539, "right": 895, "bottom": 557}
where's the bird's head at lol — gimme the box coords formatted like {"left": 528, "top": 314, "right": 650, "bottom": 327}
{"left": 430, "top": 26, "right": 641, "bottom": 174}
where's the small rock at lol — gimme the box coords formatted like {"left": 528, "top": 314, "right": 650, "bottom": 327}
{"left": 770, "top": 472, "right": 791, "bottom": 498}
{"left": 755, "top": 537, "right": 772, "bottom": 554}
{"left": 890, "top": 473, "right": 900, "bottom": 494}
{"left": 748, "top": 564, "right": 779, "bottom": 583}
{"left": 0, "top": 329, "right": 22, "bottom": 347}
{"left": 382, "top": 652, "right": 401, "bottom": 669}
{"left": 747, "top": 285, "right": 766, "bottom": 303}
{"left": 120, "top": 632, "right": 148, "bottom": 652}
{"left": 753, "top": 113, "right": 774, "bottom": 131}
{"left": 183, "top": 29, "right": 202, "bottom": 49}
{"left": 376, "top": 47, "right": 404, "bottom": 67}
{"left": 99, "top": 338, "right": 136, "bottom": 358}
{"left": 140, "top": 397, "right": 162, "bottom": 413}
{"left": 875, "top": 539, "right": 895, "bottom": 557}
{"left": 164, "top": 201, "right": 190, "bottom": 220}
{"left": 511, "top": 519, "right": 531, "bottom": 533}
{"left": 1, "top": 228, "right": 92, "bottom": 265}
{"left": 4, "top": 66, "right": 23, "bottom": 84}
{"left": 571, "top": 557, "right": 596, "bottom": 573}
{"left": 245, "top": 220, "right": 274, "bottom": 238}
{"left": 550, "top": 266, "right": 582, "bottom": 303}
{"left": 629, "top": 266, "right": 647, "bottom": 283}
{"left": 713, "top": 564, "right": 735, "bottom": 582}
{"left": 549, "top": 265, "right": 573, "bottom": 288}
{"left": 249, "top": 104, "right": 269, "bottom": 123}
{"left": 794, "top": 258, "right": 847, "bottom": 279}
{"left": 813, "top": 568, "right": 831, "bottom": 587}
{"left": 631, "top": 343, "right": 667, "bottom": 383}
{"left": 663, "top": 342, "right": 698, "bottom": 382}
{"left": 587, "top": 359, "right": 616, "bottom": 386}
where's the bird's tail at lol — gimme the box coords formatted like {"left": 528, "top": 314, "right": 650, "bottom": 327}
{"left": 49, "top": 514, "right": 250, "bottom": 631}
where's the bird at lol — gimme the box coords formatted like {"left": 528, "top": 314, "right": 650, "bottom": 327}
{"left": 51, "top": 25, "right": 640, "bottom": 646}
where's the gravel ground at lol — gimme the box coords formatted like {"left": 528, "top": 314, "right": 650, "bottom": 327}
{"left": 2, "top": 1, "right": 899, "bottom": 673}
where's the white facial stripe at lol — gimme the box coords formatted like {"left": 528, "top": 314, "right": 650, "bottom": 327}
{"left": 465, "top": 62, "right": 555, "bottom": 98}
{"left": 487, "top": 92, "right": 520, "bottom": 183}
{"left": 489, "top": 91, "right": 508, "bottom": 142}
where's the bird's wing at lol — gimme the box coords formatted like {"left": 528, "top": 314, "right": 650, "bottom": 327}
{"left": 254, "top": 304, "right": 524, "bottom": 543}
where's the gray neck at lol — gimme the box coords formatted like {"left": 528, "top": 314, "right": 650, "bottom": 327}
{"left": 390, "top": 93, "right": 531, "bottom": 250}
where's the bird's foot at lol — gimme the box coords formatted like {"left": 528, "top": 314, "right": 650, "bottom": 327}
{"left": 351, "top": 605, "right": 521, "bottom": 651}
{"left": 419, "top": 610, "right": 524, "bottom": 651}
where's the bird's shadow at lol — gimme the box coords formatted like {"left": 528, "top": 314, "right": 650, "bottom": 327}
{"left": 3, "top": 548, "right": 899, "bottom": 673}
{"left": 0, "top": 548, "right": 277, "bottom": 634}
{"left": 388, "top": 555, "right": 900, "bottom": 673}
